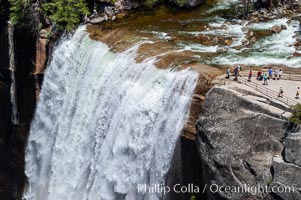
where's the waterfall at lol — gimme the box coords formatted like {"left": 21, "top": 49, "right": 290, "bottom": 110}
{"left": 34, "top": 74, "right": 41, "bottom": 100}
{"left": 24, "top": 26, "right": 198, "bottom": 200}
{"left": 8, "top": 21, "right": 19, "bottom": 125}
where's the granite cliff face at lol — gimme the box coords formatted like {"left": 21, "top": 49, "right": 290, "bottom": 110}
{"left": 0, "top": 16, "right": 37, "bottom": 200}
{"left": 196, "top": 85, "right": 301, "bottom": 200}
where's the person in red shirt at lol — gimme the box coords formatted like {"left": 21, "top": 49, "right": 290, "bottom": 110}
{"left": 248, "top": 70, "right": 253, "bottom": 82}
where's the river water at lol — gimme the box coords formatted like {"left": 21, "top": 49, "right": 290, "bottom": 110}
{"left": 102, "top": 0, "right": 300, "bottom": 68}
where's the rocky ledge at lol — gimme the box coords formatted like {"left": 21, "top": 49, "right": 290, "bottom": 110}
{"left": 196, "top": 83, "right": 301, "bottom": 200}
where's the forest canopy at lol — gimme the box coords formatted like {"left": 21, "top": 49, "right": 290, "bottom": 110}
{"left": 8, "top": 0, "right": 90, "bottom": 31}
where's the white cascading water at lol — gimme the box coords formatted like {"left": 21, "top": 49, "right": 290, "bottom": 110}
{"left": 209, "top": 19, "right": 301, "bottom": 67}
{"left": 24, "top": 26, "right": 198, "bottom": 200}
{"left": 145, "top": 0, "right": 301, "bottom": 68}
{"left": 8, "top": 21, "right": 19, "bottom": 125}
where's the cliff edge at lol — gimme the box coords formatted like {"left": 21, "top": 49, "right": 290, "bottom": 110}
{"left": 196, "top": 81, "right": 301, "bottom": 200}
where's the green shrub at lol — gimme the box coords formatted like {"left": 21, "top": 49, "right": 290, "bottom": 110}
{"left": 9, "top": 0, "right": 30, "bottom": 25}
{"left": 43, "top": 0, "right": 90, "bottom": 31}
{"left": 8, "top": 0, "right": 90, "bottom": 31}
{"left": 289, "top": 104, "right": 301, "bottom": 124}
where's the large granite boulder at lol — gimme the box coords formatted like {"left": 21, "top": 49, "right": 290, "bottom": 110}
{"left": 283, "top": 131, "right": 301, "bottom": 166}
{"left": 271, "top": 157, "right": 301, "bottom": 200}
{"left": 196, "top": 86, "right": 300, "bottom": 200}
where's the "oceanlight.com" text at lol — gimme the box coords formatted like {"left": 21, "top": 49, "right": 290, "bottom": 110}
{"left": 137, "top": 183, "right": 296, "bottom": 196}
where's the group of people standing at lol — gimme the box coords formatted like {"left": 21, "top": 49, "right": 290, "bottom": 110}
{"left": 255, "top": 67, "right": 283, "bottom": 85}
{"left": 225, "top": 65, "right": 301, "bottom": 100}
{"left": 226, "top": 65, "right": 242, "bottom": 81}
{"left": 256, "top": 67, "right": 283, "bottom": 85}
{"left": 226, "top": 66, "right": 283, "bottom": 85}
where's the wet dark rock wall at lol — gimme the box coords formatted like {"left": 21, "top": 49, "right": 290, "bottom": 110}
{"left": 0, "top": 13, "right": 37, "bottom": 199}
{"left": 165, "top": 137, "right": 206, "bottom": 200}
{"left": 0, "top": 7, "right": 15, "bottom": 199}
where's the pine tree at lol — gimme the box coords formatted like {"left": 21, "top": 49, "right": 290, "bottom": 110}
{"left": 8, "top": 0, "right": 30, "bottom": 25}
{"left": 43, "top": 0, "right": 90, "bottom": 31}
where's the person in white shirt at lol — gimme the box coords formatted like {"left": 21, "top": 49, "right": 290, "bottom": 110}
{"left": 278, "top": 69, "right": 282, "bottom": 79}
{"left": 226, "top": 67, "right": 230, "bottom": 79}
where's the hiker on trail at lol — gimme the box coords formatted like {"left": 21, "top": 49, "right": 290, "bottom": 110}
{"left": 275, "top": 69, "right": 279, "bottom": 80}
{"left": 258, "top": 71, "right": 264, "bottom": 81}
{"left": 278, "top": 69, "right": 282, "bottom": 79}
{"left": 256, "top": 71, "right": 262, "bottom": 80}
{"left": 268, "top": 67, "right": 273, "bottom": 79}
{"left": 238, "top": 65, "right": 242, "bottom": 76}
{"left": 248, "top": 70, "right": 252, "bottom": 82}
{"left": 234, "top": 66, "right": 239, "bottom": 81}
{"left": 226, "top": 67, "right": 230, "bottom": 79}
{"left": 263, "top": 73, "right": 268, "bottom": 85}
{"left": 278, "top": 87, "right": 284, "bottom": 97}
{"left": 296, "top": 87, "right": 300, "bottom": 99}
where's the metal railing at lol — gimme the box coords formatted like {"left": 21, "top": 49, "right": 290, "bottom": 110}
{"left": 239, "top": 71, "right": 301, "bottom": 81}
{"left": 237, "top": 77, "right": 299, "bottom": 107}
